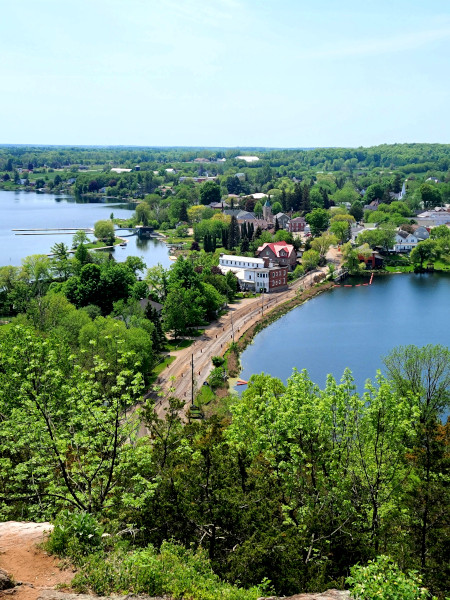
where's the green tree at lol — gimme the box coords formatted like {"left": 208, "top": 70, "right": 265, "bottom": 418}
{"left": 0, "top": 325, "right": 144, "bottom": 515}
{"left": 163, "top": 285, "right": 205, "bottom": 338}
{"left": 419, "top": 183, "right": 442, "bottom": 209}
{"left": 199, "top": 181, "right": 221, "bottom": 205}
{"left": 330, "top": 219, "right": 351, "bottom": 243}
{"left": 94, "top": 220, "right": 115, "bottom": 245}
{"left": 254, "top": 201, "right": 263, "bottom": 218}
{"left": 410, "top": 240, "right": 437, "bottom": 270}
{"left": 305, "top": 208, "right": 329, "bottom": 236}
{"left": 72, "top": 230, "right": 89, "bottom": 248}
{"left": 301, "top": 248, "right": 320, "bottom": 271}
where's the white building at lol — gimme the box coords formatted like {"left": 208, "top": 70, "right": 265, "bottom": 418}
{"left": 393, "top": 230, "right": 419, "bottom": 252}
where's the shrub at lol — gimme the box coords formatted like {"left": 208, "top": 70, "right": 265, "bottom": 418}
{"left": 346, "top": 555, "right": 436, "bottom": 600}
{"left": 211, "top": 355, "right": 225, "bottom": 367}
{"left": 208, "top": 366, "right": 226, "bottom": 389}
{"left": 72, "top": 540, "right": 267, "bottom": 600}
{"left": 46, "top": 510, "right": 103, "bottom": 559}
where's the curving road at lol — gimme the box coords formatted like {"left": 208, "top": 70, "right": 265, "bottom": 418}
{"left": 149, "top": 267, "right": 330, "bottom": 423}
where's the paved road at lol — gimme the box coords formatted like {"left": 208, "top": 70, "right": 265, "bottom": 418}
{"left": 149, "top": 267, "right": 329, "bottom": 423}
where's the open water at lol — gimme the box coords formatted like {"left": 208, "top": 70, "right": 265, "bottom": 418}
{"left": 237, "top": 273, "right": 450, "bottom": 393}
{"left": 0, "top": 190, "right": 172, "bottom": 268}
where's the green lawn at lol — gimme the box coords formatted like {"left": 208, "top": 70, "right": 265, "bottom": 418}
{"left": 196, "top": 384, "right": 215, "bottom": 406}
{"left": 165, "top": 339, "right": 194, "bottom": 352}
{"left": 148, "top": 355, "right": 176, "bottom": 384}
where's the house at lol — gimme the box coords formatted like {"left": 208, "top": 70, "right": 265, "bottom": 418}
{"left": 426, "top": 177, "right": 440, "bottom": 184}
{"left": 218, "top": 254, "right": 287, "bottom": 293}
{"left": 363, "top": 200, "right": 380, "bottom": 211}
{"left": 256, "top": 241, "right": 297, "bottom": 270}
{"left": 274, "top": 212, "right": 290, "bottom": 229}
{"left": 416, "top": 208, "right": 450, "bottom": 227}
{"left": 410, "top": 225, "right": 429, "bottom": 241}
{"left": 194, "top": 157, "right": 210, "bottom": 163}
{"left": 251, "top": 192, "right": 268, "bottom": 200}
{"left": 356, "top": 248, "right": 384, "bottom": 269}
{"left": 288, "top": 216, "right": 306, "bottom": 233}
{"left": 209, "top": 201, "right": 229, "bottom": 210}
{"left": 134, "top": 165, "right": 141, "bottom": 171}
{"left": 138, "top": 298, "right": 163, "bottom": 315}
{"left": 110, "top": 168, "right": 132, "bottom": 173}
{"left": 393, "top": 230, "right": 419, "bottom": 252}
{"left": 235, "top": 172, "right": 246, "bottom": 181}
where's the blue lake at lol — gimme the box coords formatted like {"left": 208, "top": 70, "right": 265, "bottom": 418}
{"left": 237, "top": 273, "right": 450, "bottom": 392}
{"left": 0, "top": 190, "right": 173, "bottom": 269}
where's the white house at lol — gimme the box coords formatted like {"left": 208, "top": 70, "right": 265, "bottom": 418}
{"left": 393, "top": 230, "right": 418, "bottom": 252}
{"left": 416, "top": 208, "right": 450, "bottom": 227}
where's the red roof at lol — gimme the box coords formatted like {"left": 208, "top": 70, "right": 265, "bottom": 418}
{"left": 257, "top": 241, "right": 294, "bottom": 257}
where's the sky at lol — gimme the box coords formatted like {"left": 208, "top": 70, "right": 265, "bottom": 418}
{"left": 1, "top": 0, "right": 450, "bottom": 148}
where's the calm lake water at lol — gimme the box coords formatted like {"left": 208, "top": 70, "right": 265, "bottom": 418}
{"left": 0, "top": 190, "right": 172, "bottom": 268}
{"left": 237, "top": 273, "right": 450, "bottom": 392}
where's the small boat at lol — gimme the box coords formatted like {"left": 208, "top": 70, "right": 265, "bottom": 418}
{"left": 120, "top": 242, "right": 127, "bottom": 247}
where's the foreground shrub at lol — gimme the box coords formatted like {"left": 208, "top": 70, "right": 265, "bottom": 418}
{"left": 72, "top": 540, "right": 269, "bottom": 600}
{"left": 346, "top": 555, "right": 436, "bottom": 600}
{"left": 45, "top": 510, "right": 103, "bottom": 559}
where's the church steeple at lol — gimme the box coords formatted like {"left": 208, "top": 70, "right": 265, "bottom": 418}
{"left": 262, "top": 197, "right": 272, "bottom": 221}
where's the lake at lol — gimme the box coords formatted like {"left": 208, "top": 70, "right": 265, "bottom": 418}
{"left": 237, "top": 273, "right": 450, "bottom": 392}
{"left": 0, "top": 190, "right": 173, "bottom": 269}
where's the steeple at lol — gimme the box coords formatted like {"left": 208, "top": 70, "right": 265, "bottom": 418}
{"left": 262, "top": 197, "right": 272, "bottom": 221}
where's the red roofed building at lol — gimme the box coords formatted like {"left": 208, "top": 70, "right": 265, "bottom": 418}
{"left": 256, "top": 241, "right": 297, "bottom": 271}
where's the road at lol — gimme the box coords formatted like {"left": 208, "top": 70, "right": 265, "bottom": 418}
{"left": 149, "top": 266, "right": 331, "bottom": 423}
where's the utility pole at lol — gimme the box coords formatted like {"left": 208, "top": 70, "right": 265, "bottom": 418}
{"left": 230, "top": 312, "right": 235, "bottom": 343}
{"left": 191, "top": 353, "right": 194, "bottom": 405}
{"left": 261, "top": 291, "right": 264, "bottom": 315}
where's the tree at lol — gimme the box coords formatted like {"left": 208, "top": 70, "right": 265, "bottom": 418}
{"left": 349, "top": 201, "right": 364, "bottom": 222}
{"left": 410, "top": 240, "right": 437, "bottom": 270}
{"left": 301, "top": 249, "right": 320, "bottom": 271}
{"left": 0, "top": 325, "right": 144, "bottom": 514}
{"left": 163, "top": 285, "right": 205, "bottom": 338}
{"left": 228, "top": 215, "right": 240, "bottom": 249}
{"left": 94, "top": 220, "right": 115, "bottom": 245}
{"left": 310, "top": 233, "right": 337, "bottom": 258}
{"left": 384, "top": 345, "right": 450, "bottom": 573}
{"left": 330, "top": 219, "right": 351, "bottom": 243}
{"left": 365, "top": 183, "right": 384, "bottom": 203}
{"left": 305, "top": 208, "right": 329, "bottom": 236}
{"left": 136, "top": 203, "right": 151, "bottom": 226}
{"left": 50, "top": 242, "right": 72, "bottom": 280}
{"left": 272, "top": 201, "right": 282, "bottom": 215}
{"left": 419, "top": 183, "right": 442, "bottom": 209}
{"left": 199, "top": 181, "right": 221, "bottom": 205}
{"left": 21, "top": 254, "right": 52, "bottom": 297}
{"left": 72, "top": 230, "right": 89, "bottom": 248}
{"left": 254, "top": 202, "right": 263, "bottom": 218}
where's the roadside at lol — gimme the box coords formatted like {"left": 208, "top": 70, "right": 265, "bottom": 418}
{"left": 150, "top": 263, "right": 334, "bottom": 422}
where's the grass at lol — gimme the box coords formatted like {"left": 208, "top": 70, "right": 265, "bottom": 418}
{"left": 165, "top": 338, "right": 194, "bottom": 352}
{"left": 148, "top": 355, "right": 176, "bottom": 384}
{"left": 196, "top": 384, "right": 215, "bottom": 406}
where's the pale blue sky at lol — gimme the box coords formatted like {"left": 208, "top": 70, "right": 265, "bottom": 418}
{"left": 1, "top": 0, "right": 450, "bottom": 147}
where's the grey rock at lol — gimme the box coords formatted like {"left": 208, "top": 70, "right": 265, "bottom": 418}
{"left": 0, "top": 568, "right": 15, "bottom": 590}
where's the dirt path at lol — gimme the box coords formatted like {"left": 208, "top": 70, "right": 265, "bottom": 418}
{"left": 0, "top": 522, "right": 73, "bottom": 600}
{"left": 150, "top": 266, "right": 332, "bottom": 423}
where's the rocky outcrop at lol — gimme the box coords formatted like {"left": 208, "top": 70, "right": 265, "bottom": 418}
{"left": 0, "top": 568, "right": 15, "bottom": 590}
{"left": 259, "top": 591, "right": 351, "bottom": 600}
